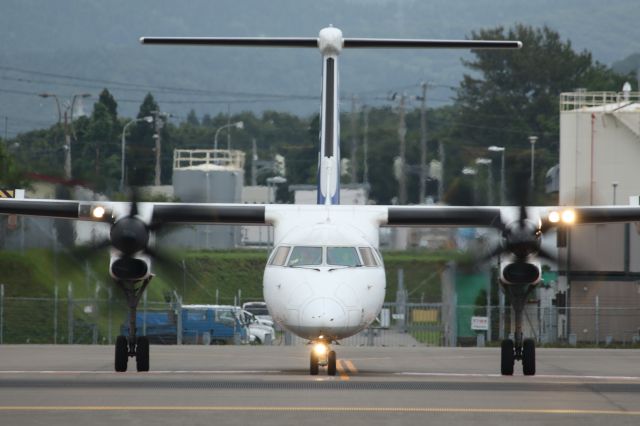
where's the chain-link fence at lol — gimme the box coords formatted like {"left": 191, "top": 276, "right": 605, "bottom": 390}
{"left": 1, "top": 290, "right": 638, "bottom": 347}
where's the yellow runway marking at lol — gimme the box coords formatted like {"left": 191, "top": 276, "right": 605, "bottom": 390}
{"left": 344, "top": 360, "right": 358, "bottom": 374}
{"left": 336, "top": 359, "right": 350, "bottom": 381}
{"left": 0, "top": 406, "right": 639, "bottom": 416}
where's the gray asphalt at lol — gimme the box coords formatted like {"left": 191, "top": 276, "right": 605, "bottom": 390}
{"left": 1, "top": 345, "right": 639, "bottom": 425}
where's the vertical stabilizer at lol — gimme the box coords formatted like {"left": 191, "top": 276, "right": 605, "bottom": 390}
{"left": 317, "top": 27, "right": 342, "bottom": 205}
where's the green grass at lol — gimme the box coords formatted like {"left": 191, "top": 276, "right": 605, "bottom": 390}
{"left": 0, "top": 248, "right": 458, "bottom": 344}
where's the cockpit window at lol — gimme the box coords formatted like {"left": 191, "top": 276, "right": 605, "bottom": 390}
{"left": 270, "top": 246, "right": 291, "bottom": 266}
{"left": 327, "top": 247, "right": 361, "bottom": 267}
{"left": 287, "top": 246, "right": 323, "bottom": 266}
{"left": 358, "top": 247, "right": 379, "bottom": 266}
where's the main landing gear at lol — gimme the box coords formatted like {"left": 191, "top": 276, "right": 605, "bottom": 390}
{"left": 114, "top": 277, "right": 152, "bottom": 372}
{"left": 309, "top": 339, "right": 337, "bottom": 376}
{"left": 500, "top": 283, "right": 536, "bottom": 376}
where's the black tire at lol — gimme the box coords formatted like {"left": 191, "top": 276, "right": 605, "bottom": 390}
{"left": 501, "top": 339, "right": 514, "bottom": 376}
{"left": 115, "top": 335, "right": 128, "bottom": 372}
{"left": 327, "top": 351, "right": 337, "bottom": 376}
{"left": 136, "top": 336, "right": 150, "bottom": 372}
{"left": 522, "top": 338, "right": 536, "bottom": 376}
{"left": 310, "top": 351, "right": 319, "bottom": 376}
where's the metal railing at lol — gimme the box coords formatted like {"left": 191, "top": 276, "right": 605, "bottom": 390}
{"left": 560, "top": 91, "right": 640, "bottom": 111}
{"left": 173, "top": 149, "right": 246, "bottom": 170}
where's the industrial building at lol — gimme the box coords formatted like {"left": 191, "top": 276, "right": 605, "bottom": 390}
{"left": 558, "top": 89, "right": 640, "bottom": 343}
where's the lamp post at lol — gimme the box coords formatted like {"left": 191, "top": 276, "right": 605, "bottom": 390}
{"left": 612, "top": 182, "right": 619, "bottom": 205}
{"left": 39, "top": 92, "right": 91, "bottom": 180}
{"left": 488, "top": 146, "right": 506, "bottom": 205}
{"left": 462, "top": 167, "right": 478, "bottom": 205}
{"left": 475, "top": 158, "right": 493, "bottom": 205}
{"left": 529, "top": 136, "right": 538, "bottom": 194}
{"left": 214, "top": 121, "right": 244, "bottom": 152}
{"left": 121, "top": 116, "right": 153, "bottom": 192}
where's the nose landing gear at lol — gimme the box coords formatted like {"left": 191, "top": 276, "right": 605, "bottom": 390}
{"left": 309, "top": 339, "right": 337, "bottom": 376}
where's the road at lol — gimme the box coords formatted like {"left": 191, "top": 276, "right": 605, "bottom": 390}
{"left": 0, "top": 345, "right": 639, "bottom": 425}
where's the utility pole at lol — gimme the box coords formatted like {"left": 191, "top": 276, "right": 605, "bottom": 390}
{"left": 251, "top": 139, "right": 258, "bottom": 186}
{"left": 438, "top": 140, "right": 445, "bottom": 202}
{"left": 362, "top": 106, "right": 369, "bottom": 186}
{"left": 418, "top": 82, "right": 428, "bottom": 204}
{"left": 350, "top": 95, "right": 358, "bottom": 184}
{"left": 396, "top": 93, "right": 408, "bottom": 205}
{"left": 151, "top": 110, "right": 169, "bottom": 186}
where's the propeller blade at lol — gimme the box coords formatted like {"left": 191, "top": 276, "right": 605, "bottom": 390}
{"left": 128, "top": 187, "right": 140, "bottom": 218}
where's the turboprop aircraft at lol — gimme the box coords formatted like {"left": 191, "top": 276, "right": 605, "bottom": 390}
{"left": 1, "top": 26, "right": 639, "bottom": 376}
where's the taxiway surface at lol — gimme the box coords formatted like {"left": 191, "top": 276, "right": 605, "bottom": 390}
{"left": 0, "top": 345, "right": 639, "bottom": 425}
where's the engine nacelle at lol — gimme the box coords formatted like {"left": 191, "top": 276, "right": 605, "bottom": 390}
{"left": 499, "top": 260, "right": 541, "bottom": 286}
{"left": 109, "top": 253, "right": 152, "bottom": 281}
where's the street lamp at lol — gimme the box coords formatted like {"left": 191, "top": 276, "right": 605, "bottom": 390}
{"left": 462, "top": 167, "right": 478, "bottom": 204}
{"left": 528, "top": 136, "right": 538, "bottom": 193}
{"left": 475, "top": 158, "right": 493, "bottom": 205}
{"left": 612, "top": 181, "right": 619, "bottom": 205}
{"left": 121, "top": 116, "right": 153, "bottom": 191}
{"left": 39, "top": 92, "right": 91, "bottom": 180}
{"left": 488, "top": 146, "right": 506, "bottom": 205}
{"left": 214, "top": 121, "right": 244, "bottom": 152}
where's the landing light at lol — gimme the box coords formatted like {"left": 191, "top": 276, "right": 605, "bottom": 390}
{"left": 313, "top": 343, "right": 328, "bottom": 357}
{"left": 548, "top": 211, "right": 561, "bottom": 223}
{"left": 561, "top": 209, "right": 576, "bottom": 224}
{"left": 548, "top": 209, "right": 576, "bottom": 224}
{"left": 92, "top": 206, "right": 106, "bottom": 219}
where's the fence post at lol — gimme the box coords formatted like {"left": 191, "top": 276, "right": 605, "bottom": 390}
{"left": 176, "top": 295, "right": 183, "bottom": 345}
{"left": 396, "top": 269, "right": 407, "bottom": 331}
{"left": 107, "top": 288, "right": 112, "bottom": 345}
{"left": 0, "top": 283, "right": 4, "bottom": 345}
{"left": 595, "top": 295, "right": 599, "bottom": 346}
{"left": 53, "top": 285, "right": 58, "bottom": 344}
{"left": 67, "top": 282, "right": 73, "bottom": 344}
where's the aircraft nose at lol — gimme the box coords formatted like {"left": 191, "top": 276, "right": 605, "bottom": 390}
{"left": 301, "top": 297, "right": 346, "bottom": 329}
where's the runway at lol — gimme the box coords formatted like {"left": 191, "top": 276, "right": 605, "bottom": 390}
{"left": 1, "top": 345, "right": 639, "bottom": 425}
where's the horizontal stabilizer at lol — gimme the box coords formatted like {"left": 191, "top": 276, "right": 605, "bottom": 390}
{"left": 140, "top": 37, "right": 521, "bottom": 50}
{"left": 140, "top": 37, "right": 318, "bottom": 47}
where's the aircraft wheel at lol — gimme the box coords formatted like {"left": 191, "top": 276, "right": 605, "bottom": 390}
{"left": 115, "top": 335, "right": 128, "bottom": 372}
{"left": 522, "top": 338, "right": 536, "bottom": 376}
{"left": 327, "top": 350, "right": 337, "bottom": 376}
{"left": 310, "top": 351, "right": 319, "bottom": 375}
{"left": 136, "top": 336, "right": 150, "bottom": 372}
{"left": 500, "top": 339, "right": 514, "bottom": 376}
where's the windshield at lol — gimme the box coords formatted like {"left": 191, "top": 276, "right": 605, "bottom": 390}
{"left": 327, "top": 247, "right": 361, "bottom": 267}
{"left": 287, "top": 246, "right": 322, "bottom": 266}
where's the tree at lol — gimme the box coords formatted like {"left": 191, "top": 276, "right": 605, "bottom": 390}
{"left": 97, "top": 89, "right": 118, "bottom": 123}
{"left": 450, "top": 24, "right": 632, "bottom": 203}
{"left": 128, "top": 93, "right": 160, "bottom": 186}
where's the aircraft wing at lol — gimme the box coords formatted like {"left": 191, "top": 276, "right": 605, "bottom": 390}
{"left": 0, "top": 199, "right": 268, "bottom": 225}
{"left": 384, "top": 206, "right": 504, "bottom": 228}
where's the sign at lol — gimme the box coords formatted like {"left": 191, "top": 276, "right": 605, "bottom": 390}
{"left": 471, "top": 316, "right": 489, "bottom": 331}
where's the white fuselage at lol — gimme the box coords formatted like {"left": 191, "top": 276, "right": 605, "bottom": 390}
{"left": 262, "top": 206, "right": 387, "bottom": 341}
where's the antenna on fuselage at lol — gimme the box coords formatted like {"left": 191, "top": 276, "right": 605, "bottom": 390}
{"left": 140, "top": 29, "right": 521, "bottom": 206}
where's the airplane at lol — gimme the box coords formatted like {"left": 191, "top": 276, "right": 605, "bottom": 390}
{"left": 1, "top": 26, "right": 639, "bottom": 376}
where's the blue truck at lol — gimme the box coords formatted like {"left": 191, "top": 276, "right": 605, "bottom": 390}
{"left": 120, "top": 305, "right": 247, "bottom": 344}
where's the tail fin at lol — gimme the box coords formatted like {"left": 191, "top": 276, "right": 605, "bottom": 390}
{"left": 141, "top": 29, "right": 521, "bottom": 206}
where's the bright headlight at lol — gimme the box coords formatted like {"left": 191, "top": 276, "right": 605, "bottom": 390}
{"left": 561, "top": 209, "right": 576, "bottom": 224}
{"left": 92, "top": 206, "right": 106, "bottom": 219}
{"left": 313, "top": 343, "right": 328, "bottom": 357}
{"left": 548, "top": 211, "right": 560, "bottom": 223}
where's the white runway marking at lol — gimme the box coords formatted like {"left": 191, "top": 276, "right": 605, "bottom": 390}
{"left": 396, "top": 372, "right": 640, "bottom": 381}
{"left": 0, "top": 370, "right": 282, "bottom": 375}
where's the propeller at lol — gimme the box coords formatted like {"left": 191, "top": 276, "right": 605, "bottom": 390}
{"left": 78, "top": 189, "right": 176, "bottom": 280}
{"left": 476, "top": 173, "right": 557, "bottom": 265}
